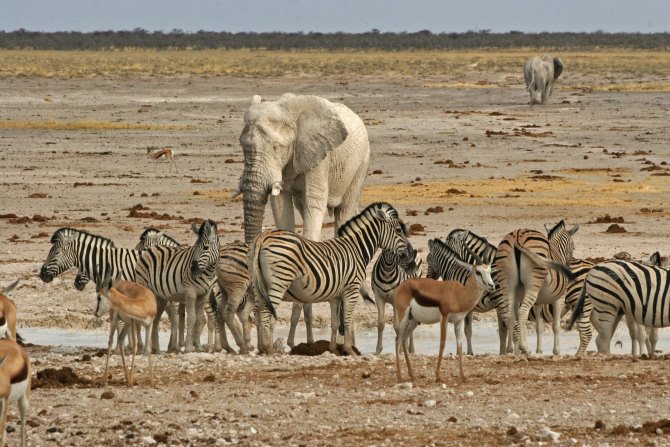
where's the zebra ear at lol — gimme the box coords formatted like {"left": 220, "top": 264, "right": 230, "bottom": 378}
{"left": 191, "top": 223, "right": 200, "bottom": 235}
{"left": 544, "top": 223, "right": 552, "bottom": 233}
{"left": 568, "top": 223, "right": 579, "bottom": 235}
{"left": 374, "top": 208, "right": 391, "bottom": 222}
{"left": 650, "top": 251, "right": 662, "bottom": 267}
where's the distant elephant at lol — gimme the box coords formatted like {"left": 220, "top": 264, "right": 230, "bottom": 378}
{"left": 238, "top": 93, "right": 371, "bottom": 348}
{"left": 523, "top": 56, "right": 563, "bottom": 105}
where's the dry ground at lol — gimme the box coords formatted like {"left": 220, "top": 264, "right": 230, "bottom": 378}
{"left": 1, "top": 51, "right": 670, "bottom": 445}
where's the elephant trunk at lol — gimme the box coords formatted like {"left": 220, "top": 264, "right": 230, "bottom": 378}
{"left": 242, "top": 172, "right": 270, "bottom": 244}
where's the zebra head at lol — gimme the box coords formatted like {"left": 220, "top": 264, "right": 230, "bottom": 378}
{"left": 135, "top": 227, "right": 181, "bottom": 251}
{"left": 427, "top": 238, "right": 495, "bottom": 291}
{"left": 545, "top": 220, "right": 579, "bottom": 263}
{"left": 369, "top": 203, "right": 417, "bottom": 275}
{"left": 40, "top": 228, "right": 79, "bottom": 283}
{"left": 189, "top": 220, "right": 221, "bottom": 277}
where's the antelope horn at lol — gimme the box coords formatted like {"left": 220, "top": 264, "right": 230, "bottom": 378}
{"left": 463, "top": 244, "right": 483, "bottom": 265}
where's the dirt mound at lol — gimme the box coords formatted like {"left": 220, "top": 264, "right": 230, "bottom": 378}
{"left": 605, "top": 224, "right": 627, "bottom": 233}
{"left": 290, "top": 340, "right": 361, "bottom": 356}
{"left": 32, "top": 367, "right": 91, "bottom": 389}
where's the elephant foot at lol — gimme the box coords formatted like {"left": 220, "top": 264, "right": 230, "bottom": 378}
{"left": 374, "top": 348, "right": 383, "bottom": 356}
{"left": 467, "top": 350, "right": 474, "bottom": 356}
{"left": 553, "top": 349, "right": 561, "bottom": 356}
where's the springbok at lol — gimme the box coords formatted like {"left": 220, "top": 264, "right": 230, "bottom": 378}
{"left": 0, "top": 339, "right": 31, "bottom": 447}
{"left": 95, "top": 265, "right": 157, "bottom": 387}
{"left": 394, "top": 243, "right": 495, "bottom": 384}
{"left": 146, "top": 147, "right": 178, "bottom": 173}
{"left": 0, "top": 281, "right": 19, "bottom": 341}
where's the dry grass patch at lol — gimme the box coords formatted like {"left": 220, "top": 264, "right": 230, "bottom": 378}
{"left": 0, "top": 119, "right": 193, "bottom": 131}
{"left": 1, "top": 49, "right": 669, "bottom": 80}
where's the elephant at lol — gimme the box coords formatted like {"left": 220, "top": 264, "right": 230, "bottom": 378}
{"left": 523, "top": 56, "right": 563, "bottom": 105}
{"left": 238, "top": 93, "right": 371, "bottom": 349}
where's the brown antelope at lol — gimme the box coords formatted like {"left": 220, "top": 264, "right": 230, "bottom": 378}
{"left": 394, "top": 243, "right": 495, "bottom": 384}
{"left": 0, "top": 339, "right": 31, "bottom": 447}
{"left": 0, "top": 281, "right": 18, "bottom": 341}
{"left": 146, "top": 147, "right": 178, "bottom": 173}
{"left": 95, "top": 266, "right": 157, "bottom": 387}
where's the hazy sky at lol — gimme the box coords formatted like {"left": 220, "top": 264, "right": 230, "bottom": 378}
{"left": 1, "top": 0, "right": 669, "bottom": 33}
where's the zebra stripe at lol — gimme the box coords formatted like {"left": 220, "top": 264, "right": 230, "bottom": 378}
{"left": 135, "top": 220, "right": 221, "bottom": 353}
{"left": 569, "top": 260, "right": 670, "bottom": 357}
{"left": 495, "top": 220, "right": 578, "bottom": 355}
{"left": 250, "top": 202, "right": 415, "bottom": 355}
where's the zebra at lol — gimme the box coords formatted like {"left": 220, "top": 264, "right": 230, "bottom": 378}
{"left": 371, "top": 212, "right": 423, "bottom": 355}
{"left": 39, "top": 228, "right": 149, "bottom": 351}
{"left": 495, "top": 221, "right": 578, "bottom": 355}
{"left": 135, "top": 220, "right": 221, "bottom": 353}
{"left": 136, "top": 228, "right": 254, "bottom": 354}
{"left": 568, "top": 259, "right": 670, "bottom": 357}
{"left": 249, "top": 202, "right": 416, "bottom": 355}
{"left": 566, "top": 253, "right": 666, "bottom": 357}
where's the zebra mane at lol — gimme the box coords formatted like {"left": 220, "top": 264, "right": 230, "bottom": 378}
{"left": 547, "top": 220, "right": 566, "bottom": 240}
{"left": 337, "top": 202, "right": 402, "bottom": 238}
{"left": 50, "top": 227, "right": 115, "bottom": 246}
{"left": 138, "top": 227, "right": 180, "bottom": 246}
{"left": 428, "top": 237, "right": 463, "bottom": 260}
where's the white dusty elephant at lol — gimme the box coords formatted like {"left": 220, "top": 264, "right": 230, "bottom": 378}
{"left": 523, "top": 56, "right": 564, "bottom": 105}
{"left": 238, "top": 93, "right": 371, "bottom": 348}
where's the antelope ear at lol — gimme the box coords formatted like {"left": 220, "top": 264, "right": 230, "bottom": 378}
{"left": 568, "top": 223, "right": 579, "bottom": 235}
{"left": 250, "top": 95, "right": 262, "bottom": 105}
{"left": 0, "top": 279, "right": 19, "bottom": 295}
{"left": 290, "top": 96, "right": 349, "bottom": 174}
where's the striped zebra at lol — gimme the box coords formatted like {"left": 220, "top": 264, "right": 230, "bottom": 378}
{"left": 136, "top": 228, "right": 254, "bottom": 354}
{"left": 249, "top": 202, "right": 416, "bottom": 355}
{"left": 39, "top": 228, "right": 149, "bottom": 351}
{"left": 568, "top": 259, "right": 670, "bottom": 357}
{"left": 135, "top": 220, "right": 221, "bottom": 353}
{"left": 495, "top": 221, "right": 577, "bottom": 355}
{"left": 371, "top": 213, "right": 423, "bottom": 355}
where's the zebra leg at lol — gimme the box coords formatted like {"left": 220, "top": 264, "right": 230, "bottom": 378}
{"left": 184, "top": 292, "right": 199, "bottom": 353}
{"left": 256, "top": 303, "right": 275, "bottom": 355}
{"left": 304, "top": 303, "right": 314, "bottom": 344}
{"left": 166, "top": 302, "right": 180, "bottom": 353}
{"left": 329, "top": 300, "right": 339, "bottom": 353}
{"left": 221, "top": 287, "right": 248, "bottom": 354}
{"left": 595, "top": 312, "right": 622, "bottom": 355}
{"left": 464, "top": 311, "right": 474, "bottom": 356}
{"left": 192, "top": 295, "right": 207, "bottom": 352}
{"left": 341, "top": 289, "right": 360, "bottom": 355}
{"left": 574, "top": 292, "right": 594, "bottom": 356}
{"left": 647, "top": 327, "right": 659, "bottom": 355}
{"left": 177, "top": 303, "right": 186, "bottom": 351}
{"left": 287, "top": 303, "right": 303, "bottom": 348}
{"left": 624, "top": 315, "right": 639, "bottom": 357}
{"left": 240, "top": 291, "right": 255, "bottom": 352}
{"left": 517, "top": 283, "right": 542, "bottom": 355}
{"left": 637, "top": 324, "right": 649, "bottom": 356}
{"left": 374, "top": 295, "right": 386, "bottom": 355}
{"left": 551, "top": 301, "right": 563, "bottom": 356}
{"left": 533, "top": 304, "right": 543, "bottom": 354}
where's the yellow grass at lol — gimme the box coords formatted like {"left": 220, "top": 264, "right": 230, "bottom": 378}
{"left": 1, "top": 49, "right": 669, "bottom": 85}
{"left": 0, "top": 119, "right": 193, "bottom": 131}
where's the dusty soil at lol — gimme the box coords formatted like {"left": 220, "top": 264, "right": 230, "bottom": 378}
{"left": 1, "top": 71, "right": 670, "bottom": 445}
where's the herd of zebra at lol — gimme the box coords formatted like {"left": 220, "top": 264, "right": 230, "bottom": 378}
{"left": 37, "top": 201, "right": 670, "bottom": 362}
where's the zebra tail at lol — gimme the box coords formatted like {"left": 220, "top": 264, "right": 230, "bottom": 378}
{"left": 337, "top": 300, "right": 345, "bottom": 336}
{"left": 567, "top": 281, "right": 587, "bottom": 331}
{"left": 250, "top": 235, "right": 277, "bottom": 320}
{"left": 360, "top": 287, "right": 375, "bottom": 305}
{"left": 514, "top": 243, "right": 576, "bottom": 282}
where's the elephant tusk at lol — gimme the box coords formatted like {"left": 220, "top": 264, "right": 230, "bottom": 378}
{"left": 271, "top": 183, "right": 282, "bottom": 196}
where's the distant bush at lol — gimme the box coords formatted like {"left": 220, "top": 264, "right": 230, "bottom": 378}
{"left": 0, "top": 30, "right": 668, "bottom": 50}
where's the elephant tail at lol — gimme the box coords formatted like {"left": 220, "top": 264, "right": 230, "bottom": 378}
{"left": 249, "top": 234, "right": 277, "bottom": 320}
{"left": 527, "top": 70, "right": 536, "bottom": 92}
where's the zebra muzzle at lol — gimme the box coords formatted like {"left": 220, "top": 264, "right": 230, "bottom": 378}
{"left": 39, "top": 266, "right": 54, "bottom": 283}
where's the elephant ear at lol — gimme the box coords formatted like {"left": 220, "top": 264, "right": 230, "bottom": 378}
{"left": 290, "top": 96, "right": 349, "bottom": 174}
{"left": 553, "top": 57, "right": 564, "bottom": 80}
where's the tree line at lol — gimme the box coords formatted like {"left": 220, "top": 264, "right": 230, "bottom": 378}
{"left": 0, "top": 29, "right": 668, "bottom": 50}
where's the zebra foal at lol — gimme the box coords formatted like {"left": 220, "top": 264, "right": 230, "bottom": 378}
{"left": 249, "top": 202, "right": 416, "bottom": 355}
